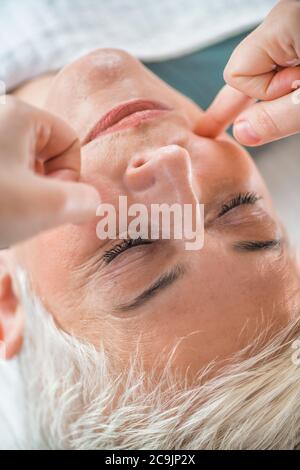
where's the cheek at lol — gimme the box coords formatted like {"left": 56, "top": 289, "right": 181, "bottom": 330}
{"left": 101, "top": 296, "right": 246, "bottom": 383}
{"left": 16, "top": 224, "right": 100, "bottom": 326}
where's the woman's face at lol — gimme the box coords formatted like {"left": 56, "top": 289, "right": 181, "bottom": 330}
{"left": 15, "top": 49, "right": 299, "bottom": 378}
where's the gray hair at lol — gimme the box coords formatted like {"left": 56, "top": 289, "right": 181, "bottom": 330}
{"left": 16, "top": 269, "right": 300, "bottom": 450}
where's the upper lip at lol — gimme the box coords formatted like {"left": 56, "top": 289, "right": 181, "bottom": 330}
{"left": 83, "top": 99, "right": 171, "bottom": 144}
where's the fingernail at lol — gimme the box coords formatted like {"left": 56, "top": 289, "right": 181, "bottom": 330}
{"left": 234, "top": 120, "right": 261, "bottom": 145}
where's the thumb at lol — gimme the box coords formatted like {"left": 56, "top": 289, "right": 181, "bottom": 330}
{"left": 233, "top": 87, "right": 300, "bottom": 146}
{"left": 28, "top": 175, "right": 101, "bottom": 227}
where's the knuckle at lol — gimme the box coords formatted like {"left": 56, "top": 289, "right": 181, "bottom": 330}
{"left": 223, "top": 65, "right": 232, "bottom": 85}
{"left": 223, "top": 59, "right": 238, "bottom": 86}
{"left": 253, "top": 105, "right": 280, "bottom": 138}
{"left": 223, "top": 47, "right": 246, "bottom": 88}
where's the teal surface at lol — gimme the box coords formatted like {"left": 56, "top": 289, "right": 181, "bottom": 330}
{"left": 145, "top": 31, "right": 250, "bottom": 110}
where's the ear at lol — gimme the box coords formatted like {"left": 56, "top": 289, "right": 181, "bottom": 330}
{"left": 0, "top": 256, "right": 24, "bottom": 360}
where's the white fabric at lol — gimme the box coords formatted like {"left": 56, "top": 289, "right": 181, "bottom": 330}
{"left": 0, "top": 0, "right": 276, "bottom": 91}
{"left": 0, "top": 359, "right": 25, "bottom": 449}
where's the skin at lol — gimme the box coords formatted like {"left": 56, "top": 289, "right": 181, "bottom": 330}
{"left": 0, "top": 97, "right": 99, "bottom": 248}
{"left": 197, "top": 0, "right": 300, "bottom": 145}
{"left": 1, "top": 49, "right": 300, "bottom": 380}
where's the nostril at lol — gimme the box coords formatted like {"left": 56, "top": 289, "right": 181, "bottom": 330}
{"left": 125, "top": 155, "right": 156, "bottom": 192}
{"left": 131, "top": 157, "right": 146, "bottom": 169}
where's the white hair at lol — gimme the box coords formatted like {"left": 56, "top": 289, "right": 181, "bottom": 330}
{"left": 15, "top": 269, "right": 300, "bottom": 450}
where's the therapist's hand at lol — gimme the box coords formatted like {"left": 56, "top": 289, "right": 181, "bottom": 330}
{"left": 0, "top": 97, "right": 99, "bottom": 248}
{"left": 197, "top": 0, "right": 300, "bottom": 145}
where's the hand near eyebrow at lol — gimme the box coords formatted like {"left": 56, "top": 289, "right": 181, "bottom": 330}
{"left": 197, "top": 0, "right": 300, "bottom": 145}
{"left": 0, "top": 97, "right": 99, "bottom": 248}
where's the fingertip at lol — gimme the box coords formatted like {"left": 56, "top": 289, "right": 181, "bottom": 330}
{"left": 195, "top": 114, "right": 222, "bottom": 138}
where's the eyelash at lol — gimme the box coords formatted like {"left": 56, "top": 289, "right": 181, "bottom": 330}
{"left": 218, "top": 192, "right": 260, "bottom": 217}
{"left": 103, "top": 192, "right": 260, "bottom": 263}
{"left": 103, "top": 237, "right": 153, "bottom": 264}
{"left": 235, "top": 239, "right": 281, "bottom": 251}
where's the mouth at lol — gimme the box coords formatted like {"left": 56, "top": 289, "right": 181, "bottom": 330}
{"left": 83, "top": 99, "right": 171, "bottom": 144}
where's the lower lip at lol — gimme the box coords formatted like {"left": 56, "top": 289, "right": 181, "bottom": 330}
{"left": 85, "top": 100, "right": 171, "bottom": 144}
{"left": 95, "top": 108, "right": 169, "bottom": 138}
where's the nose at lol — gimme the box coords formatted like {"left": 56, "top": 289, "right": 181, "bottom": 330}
{"left": 124, "top": 145, "right": 198, "bottom": 206}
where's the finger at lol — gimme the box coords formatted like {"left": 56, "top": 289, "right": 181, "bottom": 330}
{"left": 225, "top": 45, "right": 300, "bottom": 101}
{"left": 224, "top": 2, "right": 300, "bottom": 101}
{"left": 28, "top": 175, "right": 101, "bottom": 226}
{"left": 1, "top": 175, "right": 100, "bottom": 247}
{"left": 29, "top": 107, "right": 78, "bottom": 160}
{"left": 233, "top": 88, "right": 300, "bottom": 146}
{"left": 0, "top": 97, "right": 81, "bottom": 174}
{"left": 195, "top": 85, "right": 255, "bottom": 138}
{"left": 40, "top": 139, "right": 81, "bottom": 181}
{"left": 30, "top": 106, "right": 83, "bottom": 181}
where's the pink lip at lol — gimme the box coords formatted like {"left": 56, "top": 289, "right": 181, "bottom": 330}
{"left": 84, "top": 99, "right": 171, "bottom": 144}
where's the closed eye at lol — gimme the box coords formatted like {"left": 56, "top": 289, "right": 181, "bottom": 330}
{"left": 233, "top": 239, "right": 282, "bottom": 252}
{"left": 218, "top": 192, "right": 260, "bottom": 218}
{"left": 103, "top": 237, "right": 153, "bottom": 264}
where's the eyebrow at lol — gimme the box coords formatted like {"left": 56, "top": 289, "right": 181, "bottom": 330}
{"left": 233, "top": 238, "right": 282, "bottom": 252}
{"left": 117, "top": 263, "right": 185, "bottom": 312}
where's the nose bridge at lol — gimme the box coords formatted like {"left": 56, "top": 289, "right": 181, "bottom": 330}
{"left": 124, "top": 145, "right": 198, "bottom": 206}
